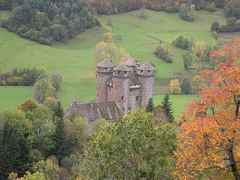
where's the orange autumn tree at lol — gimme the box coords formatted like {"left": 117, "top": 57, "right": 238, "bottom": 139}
{"left": 175, "top": 38, "right": 240, "bottom": 180}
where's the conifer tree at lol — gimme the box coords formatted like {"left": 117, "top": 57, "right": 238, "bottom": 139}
{"left": 146, "top": 98, "right": 154, "bottom": 112}
{"left": 53, "top": 101, "right": 65, "bottom": 160}
{"left": 162, "top": 94, "right": 174, "bottom": 122}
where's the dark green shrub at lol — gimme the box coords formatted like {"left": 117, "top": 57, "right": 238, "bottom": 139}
{"left": 154, "top": 44, "right": 172, "bottom": 63}
{"left": 0, "top": 68, "right": 46, "bottom": 86}
{"left": 181, "top": 78, "right": 193, "bottom": 94}
{"left": 173, "top": 36, "right": 192, "bottom": 50}
{"left": 211, "top": 21, "right": 220, "bottom": 32}
{"left": 50, "top": 24, "right": 68, "bottom": 42}
{"left": 183, "top": 52, "right": 196, "bottom": 70}
{"left": 218, "top": 17, "right": 240, "bottom": 33}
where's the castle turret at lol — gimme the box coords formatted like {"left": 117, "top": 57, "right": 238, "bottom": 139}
{"left": 110, "top": 64, "right": 131, "bottom": 114}
{"left": 96, "top": 59, "right": 114, "bottom": 103}
{"left": 136, "top": 63, "right": 154, "bottom": 107}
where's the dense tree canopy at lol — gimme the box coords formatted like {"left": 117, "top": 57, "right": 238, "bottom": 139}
{"left": 175, "top": 38, "right": 240, "bottom": 179}
{"left": 79, "top": 111, "right": 176, "bottom": 179}
{"left": 2, "top": 0, "right": 98, "bottom": 44}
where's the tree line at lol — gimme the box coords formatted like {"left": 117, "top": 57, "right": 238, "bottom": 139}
{"left": 1, "top": 0, "right": 240, "bottom": 44}
{"left": 0, "top": 98, "right": 177, "bottom": 179}
{"left": 1, "top": 0, "right": 98, "bottom": 44}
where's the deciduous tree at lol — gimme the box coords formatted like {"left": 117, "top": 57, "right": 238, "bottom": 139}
{"left": 79, "top": 111, "right": 176, "bottom": 180}
{"left": 175, "top": 38, "right": 240, "bottom": 180}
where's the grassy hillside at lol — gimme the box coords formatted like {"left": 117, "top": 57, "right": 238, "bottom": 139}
{"left": 0, "top": 87, "right": 32, "bottom": 111}
{"left": 0, "top": 10, "right": 225, "bottom": 116}
{"left": 154, "top": 95, "right": 197, "bottom": 118}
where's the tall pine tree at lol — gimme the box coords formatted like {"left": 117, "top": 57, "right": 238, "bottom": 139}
{"left": 53, "top": 101, "right": 65, "bottom": 160}
{"left": 162, "top": 94, "right": 174, "bottom": 122}
{"left": 146, "top": 98, "right": 154, "bottom": 112}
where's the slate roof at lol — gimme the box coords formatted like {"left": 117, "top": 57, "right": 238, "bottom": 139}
{"left": 65, "top": 101, "right": 123, "bottom": 122}
{"left": 137, "top": 63, "right": 154, "bottom": 71}
{"left": 114, "top": 64, "right": 131, "bottom": 71}
{"left": 97, "top": 59, "right": 114, "bottom": 68}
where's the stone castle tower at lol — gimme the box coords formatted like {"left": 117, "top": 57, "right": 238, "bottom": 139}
{"left": 96, "top": 58, "right": 154, "bottom": 114}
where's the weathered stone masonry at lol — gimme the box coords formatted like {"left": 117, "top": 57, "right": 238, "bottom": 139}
{"left": 96, "top": 58, "right": 154, "bottom": 114}
{"left": 65, "top": 58, "right": 155, "bottom": 121}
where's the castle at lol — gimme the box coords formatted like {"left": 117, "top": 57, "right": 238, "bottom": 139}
{"left": 96, "top": 58, "right": 154, "bottom": 114}
{"left": 65, "top": 58, "right": 155, "bottom": 121}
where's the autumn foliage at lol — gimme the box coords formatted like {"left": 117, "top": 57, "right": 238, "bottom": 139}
{"left": 175, "top": 38, "right": 240, "bottom": 180}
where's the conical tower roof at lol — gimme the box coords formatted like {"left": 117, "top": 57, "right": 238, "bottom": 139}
{"left": 97, "top": 59, "right": 114, "bottom": 68}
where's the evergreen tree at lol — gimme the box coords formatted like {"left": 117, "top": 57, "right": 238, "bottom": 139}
{"left": 181, "top": 78, "right": 192, "bottom": 94}
{"left": 0, "top": 112, "right": 32, "bottom": 178}
{"left": 53, "top": 101, "right": 65, "bottom": 160}
{"left": 146, "top": 98, "right": 154, "bottom": 112}
{"left": 162, "top": 94, "right": 174, "bottom": 122}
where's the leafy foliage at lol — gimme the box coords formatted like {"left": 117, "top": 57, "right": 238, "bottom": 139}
{"left": 95, "top": 32, "right": 126, "bottom": 64}
{"left": 33, "top": 74, "right": 62, "bottom": 104}
{"left": 0, "top": 112, "right": 33, "bottom": 178}
{"left": 79, "top": 111, "right": 176, "bottom": 179}
{"left": 181, "top": 78, "right": 193, "bottom": 95}
{"left": 175, "top": 38, "right": 240, "bottom": 179}
{"left": 154, "top": 44, "right": 172, "bottom": 63}
{"left": 169, "top": 79, "right": 181, "bottom": 94}
{"left": 89, "top": 0, "right": 145, "bottom": 14}
{"left": 9, "top": 171, "right": 46, "bottom": 180}
{"left": 0, "top": 68, "right": 46, "bottom": 86}
{"left": 183, "top": 52, "right": 196, "bottom": 71}
{"left": 2, "top": 0, "right": 98, "bottom": 44}
{"left": 211, "top": 21, "right": 220, "bottom": 32}
{"left": 173, "top": 36, "right": 193, "bottom": 50}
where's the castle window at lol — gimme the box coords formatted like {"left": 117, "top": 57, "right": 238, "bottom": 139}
{"left": 121, "top": 96, "right": 124, "bottom": 101}
{"left": 141, "top": 70, "right": 144, "bottom": 73}
{"left": 136, "top": 96, "right": 139, "bottom": 101}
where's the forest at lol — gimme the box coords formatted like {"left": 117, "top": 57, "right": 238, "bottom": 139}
{"left": 1, "top": 0, "right": 240, "bottom": 179}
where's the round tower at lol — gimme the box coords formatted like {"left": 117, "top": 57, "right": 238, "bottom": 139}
{"left": 110, "top": 64, "right": 131, "bottom": 114}
{"left": 96, "top": 59, "right": 114, "bottom": 103}
{"left": 136, "top": 63, "right": 154, "bottom": 108}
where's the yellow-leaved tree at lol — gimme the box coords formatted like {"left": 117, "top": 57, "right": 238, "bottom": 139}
{"left": 95, "top": 32, "right": 127, "bottom": 65}
{"left": 169, "top": 79, "right": 181, "bottom": 94}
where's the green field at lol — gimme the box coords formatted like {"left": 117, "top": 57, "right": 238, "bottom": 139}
{"left": 0, "top": 86, "right": 32, "bottom": 111}
{"left": 0, "top": 10, "right": 225, "bottom": 114}
{"left": 154, "top": 95, "right": 197, "bottom": 118}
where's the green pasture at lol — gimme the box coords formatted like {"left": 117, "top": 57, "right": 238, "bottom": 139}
{"left": 0, "top": 10, "right": 224, "bottom": 112}
{"left": 154, "top": 95, "right": 197, "bottom": 118}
